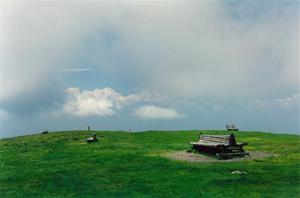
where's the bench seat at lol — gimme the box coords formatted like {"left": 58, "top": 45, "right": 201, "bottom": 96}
{"left": 190, "top": 141, "right": 227, "bottom": 147}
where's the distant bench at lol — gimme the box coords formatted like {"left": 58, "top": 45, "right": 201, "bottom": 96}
{"left": 190, "top": 134, "right": 248, "bottom": 159}
{"left": 226, "top": 124, "right": 238, "bottom": 131}
{"left": 87, "top": 133, "right": 98, "bottom": 143}
{"left": 41, "top": 130, "right": 49, "bottom": 134}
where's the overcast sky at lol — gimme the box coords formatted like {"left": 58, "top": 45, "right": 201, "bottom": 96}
{"left": 0, "top": 0, "right": 299, "bottom": 137}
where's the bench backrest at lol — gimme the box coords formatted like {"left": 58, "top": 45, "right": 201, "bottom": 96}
{"left": 226, "top": 124, "right": 238, "bottom": 130}
{"left": 199, "top": 134, "right": 237, "bottom": 146}
{"left": 226, "top": 124, "right": 235, "bottom": 129}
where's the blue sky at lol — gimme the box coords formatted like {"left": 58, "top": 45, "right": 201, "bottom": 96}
{"left": 0, "top": 0, "right": 299, "bottom": 137}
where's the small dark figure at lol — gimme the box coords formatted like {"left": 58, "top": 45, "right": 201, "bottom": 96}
{"left": 198, "top": 131, "right": 203, "bottom": 139}
{"left": 88, "top": 126, "right": 90, "bottom": 131}
{"left": 22, "top": 142, "right": 27, "bottom": 153}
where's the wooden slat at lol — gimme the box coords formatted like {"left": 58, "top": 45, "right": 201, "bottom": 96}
{"left": 200, "top": 137, "right": 229, "bottom": 141}
{"left": 199, "top": 135, "right": 231, "bottom": 145}
{"left": 200, "top": 135, "right": 230, "bottom": 139}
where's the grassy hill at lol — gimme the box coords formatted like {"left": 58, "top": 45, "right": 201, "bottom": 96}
{"left": 0, "top": 130, "right": 299, "bottom": 197}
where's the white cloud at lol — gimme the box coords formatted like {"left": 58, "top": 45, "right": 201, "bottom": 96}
{"left": 252, "top": 93, "right": 300, "bottom": 110}
{"left": 134, "top": 105, "right": 185, "bottom": 120}
{"left": 64, "top": 87, "right": 140, "bottom": 116}
{"left": 61, "top": 68, "right": 95, "bottom": 72}
{"left": 275, "top": 94, "right": 300, "bottom": 109}
{"left": 0, "top": 109, "right": 10, "bottom": 120}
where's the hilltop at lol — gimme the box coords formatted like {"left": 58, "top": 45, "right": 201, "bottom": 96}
{"left": 0, "top": 130, "right": 299, "bottom": 197}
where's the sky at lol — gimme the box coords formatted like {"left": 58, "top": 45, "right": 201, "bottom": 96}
{"left": 0, "top": 0, "right": 299, "bottom": 138}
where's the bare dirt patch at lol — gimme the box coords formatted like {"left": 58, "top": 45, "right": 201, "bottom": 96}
{"left": 162, "top": 150, "right": 274, "bottom": 163}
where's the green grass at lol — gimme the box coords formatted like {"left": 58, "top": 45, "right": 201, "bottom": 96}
{"left": 0, "top": 130, "right": 299, "bottom": 197}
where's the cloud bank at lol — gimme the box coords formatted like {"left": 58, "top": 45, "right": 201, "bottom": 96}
{"left": 1, "top": 1, "right": 298, "bottom": 101}
{"left": 63, "top": 87, "right": 183, "bottom": 120}
{"left": 253, "top": 93, "right": 300, "bottom": 110}
{"left": 61, "top": 68, "right": 95, "bottom": 73}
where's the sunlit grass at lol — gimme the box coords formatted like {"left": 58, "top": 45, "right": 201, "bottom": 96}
{"left": 0, "top": 130, "right": 299, "bottom": 197}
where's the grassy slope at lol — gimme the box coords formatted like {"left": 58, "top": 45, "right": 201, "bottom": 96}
{"left": 0, "top": 130, "right": 299, "bottom": 197}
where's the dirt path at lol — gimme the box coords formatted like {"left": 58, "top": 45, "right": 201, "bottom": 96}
{"left": 162, "top": 150, "right": 274, "bottom": 163}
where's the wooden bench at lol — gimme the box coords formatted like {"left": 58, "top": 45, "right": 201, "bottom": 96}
{"left": 41, "top": 130, "right": 49, "bottom": 134}
{"left": 190, "top": 133, "right": 248, "bottom": 159}
{"left": 86, "top": 133, "right": 98, "bottom": 143}
{"left": 226, "top": 124, "right": 238, "bottom": 131}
